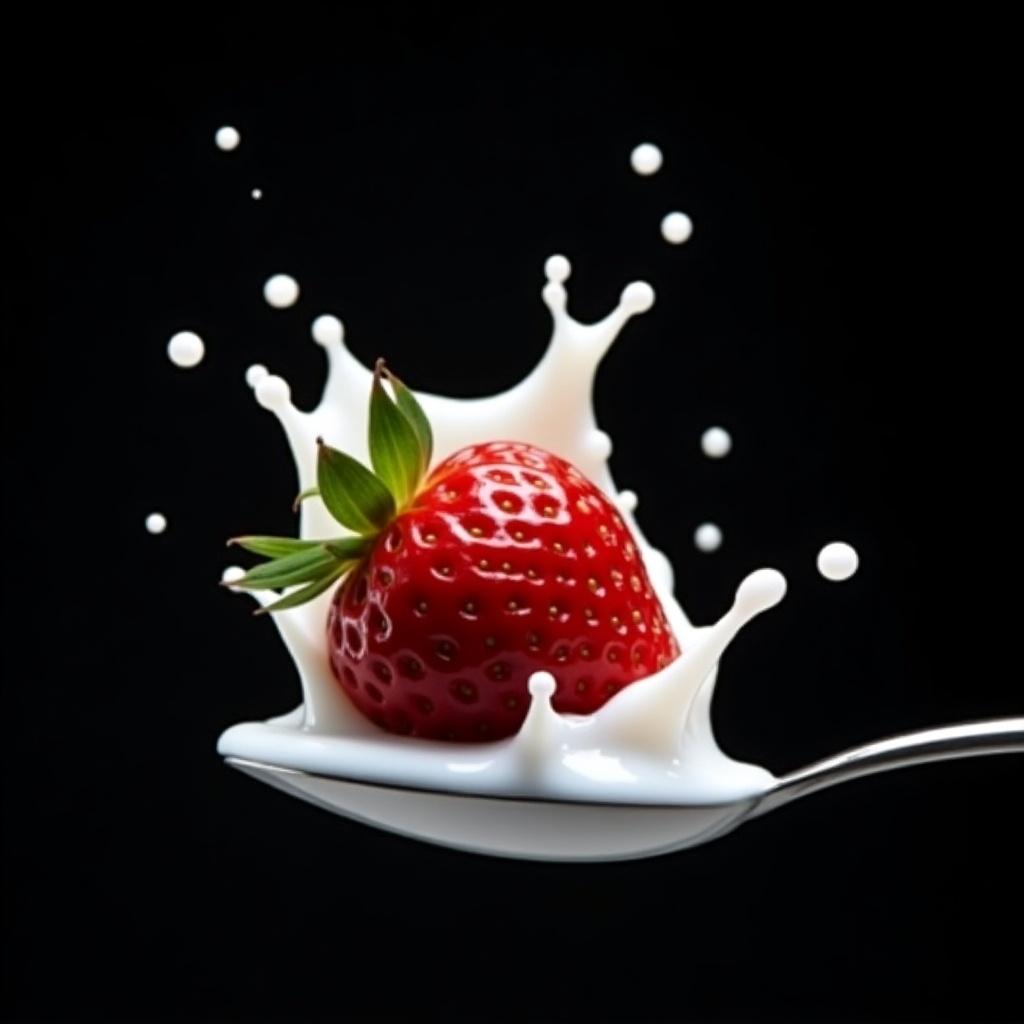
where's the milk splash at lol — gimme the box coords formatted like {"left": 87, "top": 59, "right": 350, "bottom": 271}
{"left": 218, "top": 255, "right": 784, "bottom": 804}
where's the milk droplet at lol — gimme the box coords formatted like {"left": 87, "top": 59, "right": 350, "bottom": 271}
{"left": 264, "top": 274, "right": 300, "bottom": 309}
{"left": 245, "top": 364, "right": 269, "bottom": 388}
{"left": 528, "top": 672, "right": 557, "bottom": 700}
{"left": 311, "top": 315, "right": 344, "bottom": 346}
{"left": 251, "top": 188, "right": 263, "bottom": 200}
{"left": 167, "top": 331, "right": 205, "bottom": 369}
{"left": 620, "top": 281, "right": 655, "bottom": 313}
{"left": 145, "top": 512, "right": 167, "bottom": 534}
{"left": 544, "top": 254, "right": 571, "bottom": 283}
{"left": 616, "top": 490, "right": 638, "bottom": 513}
{"left": 734, "top": 568, "right": 787, "bottom": 615}
{"left": 661, "top": 211, "right": 693, "bottom": 245}
{"left": 215, "top": 126, "right": 240, "bottom": 151}
{"left": 222, "top": 565, "right": 246, "bottom": 584}
{"left": 587, "top": 429, "right": 613, "bottom": 461}
{"left": 630, "top": 143, "right": 663, "bottom": 176}
{"left": 817, "top": 542, "right": 859, "bottom": 581}
{"left": 255, "top": 374, "right": 292, "bottom": 410}
{"left": 701, "top": 426, "right": 732, "bottom": 458}
{"left": 694, "top": 522, "right": 723, "bottom": 552}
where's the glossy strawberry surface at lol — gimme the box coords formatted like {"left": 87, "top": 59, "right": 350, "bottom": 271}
{"left": 326, "top": 441, "right": 680, "bottom": 741}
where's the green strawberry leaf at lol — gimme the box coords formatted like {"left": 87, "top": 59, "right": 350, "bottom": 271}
{"left": 230, "top": 544, "right": 340, "bottom": 590}
{"left": 228, "top": 536, "right": 321, "bottom": 558}
{"left": 257, "top": 562, "right": 349, "bottom": 615}
{"left": 325, "top": 536, "right": 372, "bottom": 561}
{"left": 226, "top": 358, "right": 436, "bottom": 604}
{"left": 292, "top": 485, "right": 320, "bottom": 512}
{"left": 369, "top": 359, "right": 424, "bottom": 506}
{"left": 384, "top": 366, "right": 433, "bottom": 475}
{"left": 317, "top": 439, "right": 396, "bottom": 535}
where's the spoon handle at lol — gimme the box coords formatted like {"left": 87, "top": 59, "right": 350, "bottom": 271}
{"left": 753, "top": 716, "right": 1024, "bottom": 817}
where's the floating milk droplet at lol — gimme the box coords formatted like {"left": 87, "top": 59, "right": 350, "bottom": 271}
{"left": 145, "top": 512, "right": 167, "bottom": 534}
{"left": 311, "top": 314, "right": 344, "bottom": 346}
{"left": 817, "top": 542, "right": 859, "bottom": 581}
{"left": 661, "top": 211, "right": 693, "bottom": 245}
{"left": 630, "top": 143, "right": 662, "bottom": 176}
{"left": 245, "top": 364, "right": 269, "bottom": 388}
{"left": 694, "top": 522, "right": 723, "bottom": 552}
{"left": 167, "top": 331, "right": 205, "bottom": 368}
{"left": 215, "top": 126, "right": 240, "bottom": 151}
{"left": 255, "top": 374, "right": 292, "bottom": 410}
{"left": 263, "top": 274, "right": 300, "bottom": 309}
{"left": 701, "top": 426, "right": 732, "bottom": 458}
{"left": 251, "top": 188, "right": 263, "bottom": 200}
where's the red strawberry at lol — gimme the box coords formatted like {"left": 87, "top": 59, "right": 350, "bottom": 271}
{"left": 229, "top": 361, "right": 680, "bottom": 742}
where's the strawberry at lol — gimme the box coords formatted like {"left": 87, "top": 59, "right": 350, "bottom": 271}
{"left": 229, "top": 361, "right": 680, "bottom": 742}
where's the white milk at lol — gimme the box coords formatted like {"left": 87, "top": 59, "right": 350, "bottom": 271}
{"left": 818, "top": 542, "right": 859, "bottom": 581}
{"left": 630, "top": 143, "right": 663, "bottom": 176}
{"left": 694, "top": 522, "right": 723, "bottom": 552}
{"left": 661, "top": 211, "right": 693, "bottom": 244}
{"left": 701, "top": 426, "right": 732, "bottom": 458}
{"left": 145, "top": 512, "right": 167, "bottom": 535}
{"left": 167, "top": 330, "right": 205, "bottom": 368}
{"left": 215, "top": 126, "right": 241, "bottom": 151}
{"left": 263, "top": 274, "right": 300, "bottom": 309}
{"left": 218, "top": 256, "right": 785, "bottom": 805}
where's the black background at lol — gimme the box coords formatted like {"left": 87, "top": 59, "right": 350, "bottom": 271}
{"left": 6, "top": 8, "right": 1022, "bottom": 1023}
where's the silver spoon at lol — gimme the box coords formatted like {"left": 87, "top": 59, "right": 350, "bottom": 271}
{"left": 224, "top": 715, "right": 1023, "bottom": 862}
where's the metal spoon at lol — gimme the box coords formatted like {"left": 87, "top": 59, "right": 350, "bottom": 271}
{"left": 225, "top": 716, "right": 1023, "bottom": 862}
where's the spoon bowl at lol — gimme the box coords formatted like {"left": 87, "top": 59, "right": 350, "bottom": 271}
{"left": 224, "top": 716, "right": 1023, "bottom": 862}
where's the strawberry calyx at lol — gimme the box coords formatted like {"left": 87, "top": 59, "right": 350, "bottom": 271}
{"left": 226, "top": 359, "right": 433, "bottom": 614}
